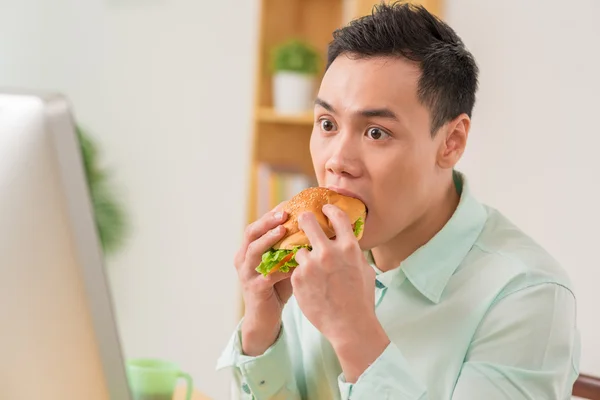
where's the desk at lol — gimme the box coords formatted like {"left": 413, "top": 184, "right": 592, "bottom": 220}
{"left": 173, "top": 386, "right": 212, "bottom": 400}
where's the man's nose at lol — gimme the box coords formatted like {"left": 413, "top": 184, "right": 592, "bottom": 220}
{"left": 325, "top": 134, "right": 361, "bottom": 178}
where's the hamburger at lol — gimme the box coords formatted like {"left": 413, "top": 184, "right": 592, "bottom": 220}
{"left": 256, "top": 187, "right": 366, "bottom": 276}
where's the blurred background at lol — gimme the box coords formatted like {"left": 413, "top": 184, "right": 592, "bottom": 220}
{"left": 1, "top": 0, "right": 599, "bottom": 398}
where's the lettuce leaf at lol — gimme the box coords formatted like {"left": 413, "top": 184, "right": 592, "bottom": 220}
{"left": 353, "top": 217, "right": 364, "bottom": 237}
{"left": 256, "top": 245, "right": 310, "bottom": 276}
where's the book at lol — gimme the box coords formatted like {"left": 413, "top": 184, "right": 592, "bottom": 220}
{"left": 256, "top": 163, "right": 316, "bottom": 218}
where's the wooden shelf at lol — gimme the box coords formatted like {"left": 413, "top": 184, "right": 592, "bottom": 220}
{"left": 256, "top": 107, "right": 314, "bottom": 125}
{"left": 255, "top": 122, "right": 315, "bottom": 175}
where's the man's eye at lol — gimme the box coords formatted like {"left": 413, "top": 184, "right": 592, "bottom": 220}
{"left": 320, "top": 119, "right": 336, "bottom": 132}
{"left": 366, "top": 127, "right": 390, "bottom": 140}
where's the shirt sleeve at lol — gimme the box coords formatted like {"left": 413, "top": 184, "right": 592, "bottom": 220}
{"left": 216, "top": 302, "right": 302, "bottom": 400}
{"left": 337, "top": 282, "right": 580, "bottom": 400}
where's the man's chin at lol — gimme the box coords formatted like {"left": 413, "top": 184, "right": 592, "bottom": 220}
{"left": 357, "top": 233, "right": 374, "bottom": 252}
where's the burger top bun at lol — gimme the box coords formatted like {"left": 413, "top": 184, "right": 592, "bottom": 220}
{"left": 273, "top": 187, "right": 366, "bottom": 250}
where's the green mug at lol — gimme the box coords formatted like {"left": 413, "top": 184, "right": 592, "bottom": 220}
{"left": 126, "top": 358, "right": 194, "bottom": 400}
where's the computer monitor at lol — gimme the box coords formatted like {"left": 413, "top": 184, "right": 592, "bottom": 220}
{"left": 0, "top": 90, "right": 132, "bottom": 399}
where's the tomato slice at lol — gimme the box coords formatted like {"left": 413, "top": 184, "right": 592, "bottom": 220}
{"left": 268, "top": 252, "right": 294, "bottom": 275}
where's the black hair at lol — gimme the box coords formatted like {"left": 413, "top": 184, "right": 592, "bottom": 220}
{"left": 327, "top": 1, "right": 479, "bottom": 135}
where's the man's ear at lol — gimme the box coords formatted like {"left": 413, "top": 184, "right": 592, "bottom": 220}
{"left": 436, "top": 114, "right": 470, "bottom": 169}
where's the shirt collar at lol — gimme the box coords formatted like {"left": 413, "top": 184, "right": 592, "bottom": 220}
{"left": 367, "top": 251, "right": 405, "bottom": 288}
{"left": 367, "top": 171, "right": 488, "bottom": 304}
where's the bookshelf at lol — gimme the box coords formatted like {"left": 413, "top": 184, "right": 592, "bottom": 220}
{"left": 240, "top": 0, "right": 443, "bottom": 316}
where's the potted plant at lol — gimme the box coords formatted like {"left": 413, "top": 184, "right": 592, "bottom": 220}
{"left": 77, "top": 125, "right": 128, "bottom": 257}
{"left": 271, "top": 39, "right": 320, "bottom": 114}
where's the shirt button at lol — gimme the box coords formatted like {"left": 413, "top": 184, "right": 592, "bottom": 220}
{"left": 242, "top": 382, "right": 251, "bottom": 394}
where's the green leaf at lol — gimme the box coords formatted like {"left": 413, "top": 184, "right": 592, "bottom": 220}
{"left": 353, "top": 217, "right": 364, "bottom": 237}
{"left": 271, "top": 39, "right": 321, "bottom": 75}
{"left": 77, "top": 125, "right": 128, "bottom": 257}
{"left": 255, "top": 245, "right": 311, "bottom": 276}
{"left": 256, "top": 249, "right": 291, "bottom": 276}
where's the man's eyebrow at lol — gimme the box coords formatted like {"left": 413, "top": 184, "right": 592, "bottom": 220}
{"left": 314, "top": 98, "right": 335, "bottom": 113}
{"left": 360, "top": 108, "right": 399, "bottom": 121}
{"left": 315, "top": 98, "right": 399, "bottom": 122}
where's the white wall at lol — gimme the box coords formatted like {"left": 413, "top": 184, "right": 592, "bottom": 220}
{"left": 448, "top": 0, "right": 600, "bottom": 375}
{"left": 1, "top": 0, "right": 258, "bottom": 398}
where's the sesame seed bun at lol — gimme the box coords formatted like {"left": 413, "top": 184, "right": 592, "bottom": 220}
{"left": 273, "top": 187, "right": 367, "bottom": 250}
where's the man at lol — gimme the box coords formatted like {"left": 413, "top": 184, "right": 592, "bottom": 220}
{"left": 217, "top": 3, "right": 580, "bottom": 399}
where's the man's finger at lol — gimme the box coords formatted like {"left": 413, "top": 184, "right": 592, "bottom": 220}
{"left": 294, "top": 247, "right": 310, "bottom": 266}
{"left": 322, "top": 204, "right": 355, "bottom": 242}
{"left": 298, "top": 211, "right": 329, "bottom": 249}
{"left": 245, "top": 225, "right": 288, "bottom": 266}
{"left": 272, "top": 200, "right": 288, "bottom": 212}
{"left": 262, "top": 269, "right": 294, "bottom": 284}
{"left": 240, "top": 209, "right": 288, "bottom": 256}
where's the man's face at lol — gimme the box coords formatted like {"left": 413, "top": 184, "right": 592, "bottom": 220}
{"left": 310, "top": 55, "right": 450, "bottom": 249}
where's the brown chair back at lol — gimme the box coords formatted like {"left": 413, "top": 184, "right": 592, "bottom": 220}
{"left": 573, "top": 374, "right": 600, "bottom": 399}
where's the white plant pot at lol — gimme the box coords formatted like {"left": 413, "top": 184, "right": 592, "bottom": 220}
{"left": 273, "top": 71, "right": 315, "bottom": 114}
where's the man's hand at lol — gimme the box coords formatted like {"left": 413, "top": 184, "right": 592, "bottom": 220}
{"left": 235, "top": 203, "right": 294, "bottom": 357}
{"left": 292, "top": 204, "right": 390, "bottom": 382}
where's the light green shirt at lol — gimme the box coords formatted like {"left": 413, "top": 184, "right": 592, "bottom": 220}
{"left": 217, "top": 172, "right": 580, "bottom": 399}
